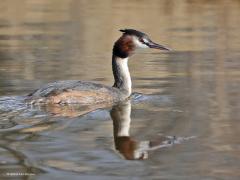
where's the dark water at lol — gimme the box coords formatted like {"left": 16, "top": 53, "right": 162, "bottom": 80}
{"left": 0, "top": 0, "right": 240, "bottom": 179}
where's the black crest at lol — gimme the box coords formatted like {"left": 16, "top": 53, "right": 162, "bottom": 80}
{"left": 119, "top": 29, "right": 147, "bottom": 38}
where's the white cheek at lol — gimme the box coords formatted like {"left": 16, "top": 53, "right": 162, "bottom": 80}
{"left": 132, "top": 37, "right": 148, "bottom": 49}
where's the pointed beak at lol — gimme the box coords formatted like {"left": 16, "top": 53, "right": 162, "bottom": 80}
{"left": 148, "top": 41, "right": 172, "bottom": 51}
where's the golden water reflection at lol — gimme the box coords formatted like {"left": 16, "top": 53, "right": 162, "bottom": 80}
{"left": 0, "top": 0, "right": 239, "bottom": 179}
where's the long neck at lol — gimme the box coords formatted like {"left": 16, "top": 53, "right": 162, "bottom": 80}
{"left": 112, "top": 55, "right": 132, "bottom": 96}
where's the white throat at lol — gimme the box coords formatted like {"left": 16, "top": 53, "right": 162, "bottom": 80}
{"left": 112, "top": 56, "right": 132, "bottom": 96}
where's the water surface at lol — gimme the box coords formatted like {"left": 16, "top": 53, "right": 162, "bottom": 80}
{"left": 0, "top": 0, "right": 240, "bottom": 179}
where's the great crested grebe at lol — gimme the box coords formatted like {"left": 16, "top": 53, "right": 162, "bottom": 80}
{"left": 27, "top": 29, "right": 171, "bottom": 105}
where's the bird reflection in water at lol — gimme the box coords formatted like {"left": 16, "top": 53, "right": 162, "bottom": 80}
{"left": 110, "top": 100, "right": 192, "bottom": 160}
{"left": 0, "top": 97, "right": 194, "bottom": 161}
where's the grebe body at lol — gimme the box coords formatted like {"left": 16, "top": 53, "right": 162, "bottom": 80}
{"left": 27, "top": 29, "right": 170, "bottom": 105}
{"left": 27, "top": 80, "right": 128, "bottom": 105}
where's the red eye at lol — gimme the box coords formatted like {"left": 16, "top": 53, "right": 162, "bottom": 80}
{"left": 139, "top": 38, "right": 144, "bottom": 43}
{"left": 139, "top": 38, "right": 150, "bottom": 46}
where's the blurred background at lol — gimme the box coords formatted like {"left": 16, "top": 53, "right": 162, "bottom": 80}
{"left": 0, "top": 0, "right": 239, "bottom": 179}
{"left": 0, "top": 0, "right": 239, "bottom": 95}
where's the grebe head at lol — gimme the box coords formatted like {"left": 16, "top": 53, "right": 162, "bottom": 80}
{"left": 112, "top": 29, "right": 171, "bottom": 96}
{"left": 113, "top": 29, "right": 171, "bottom": 58}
